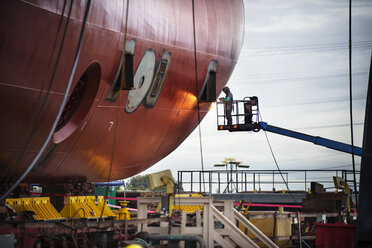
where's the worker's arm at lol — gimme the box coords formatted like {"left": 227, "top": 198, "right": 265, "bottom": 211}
{"left": 219, "top": 96, "right": 231, "bottom": 102}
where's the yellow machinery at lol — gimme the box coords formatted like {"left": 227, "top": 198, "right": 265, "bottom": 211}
{"left": 59, "top": 196, "right": 115, "bottom": 218}
{"left": 238, "top": 211, "right": 292, "bottom": 247}
{"left": 117, "top": 201, "right": 131, "bottom": 220}
{"left": 60, "top": 196, "right": 92, "bottom": 218}
{"left": 173, "top": 193, "right": 204, "bottom": 213}
{"left": 7, "top": 195, "right": 117, "bottom": 220}
{"left": 333, "top": 176, "right": 352, "bottom": 212}
{"left": 148, "top": 170, "right": 205, "bottom": 215}
{"left": 148, "top": 170, "right": 174, "bottom": 194}
{"left": 96, "top": 196, "right": 117, "bottom": 218}
{"left": 147, "top": 170, "right": 175, "bottom": 216}
{"left": 6, "top": 197, "right": 62, "bottom": 220}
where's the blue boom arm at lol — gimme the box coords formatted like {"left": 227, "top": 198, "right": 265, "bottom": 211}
{"left": 259, "top": 122, "right": 362, "bottom": 156}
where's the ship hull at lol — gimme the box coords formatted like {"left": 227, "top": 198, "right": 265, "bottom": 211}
{"left": 0, "top": 0, "right": 244, "bottom": 183}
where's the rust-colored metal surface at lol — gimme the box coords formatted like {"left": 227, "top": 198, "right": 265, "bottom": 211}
{"left": 0, "top": 0, "right": 244, "bottom": 183}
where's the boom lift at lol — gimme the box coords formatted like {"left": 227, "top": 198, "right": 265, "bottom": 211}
{"left": 216, "top": 97, "right": 362, "bottom": 156}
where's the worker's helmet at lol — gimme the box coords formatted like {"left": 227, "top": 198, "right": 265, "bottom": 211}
{"left": 222, "top": 86, "right": 229, "bottom": 93}
{"left": 125, "top": 244, "right": 145, "bottom": 248}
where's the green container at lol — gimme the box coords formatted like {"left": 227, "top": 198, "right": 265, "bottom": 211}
{"left": 94, "top": 186, "right": 117, "bottom": 208}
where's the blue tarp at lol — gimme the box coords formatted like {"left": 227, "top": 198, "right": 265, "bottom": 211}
{"left": 94, "top": 180, "right": 125, "bottom": 187}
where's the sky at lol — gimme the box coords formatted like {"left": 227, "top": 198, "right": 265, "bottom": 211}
{"left": 138, "top": 0, "right": 372, "bottom": 192}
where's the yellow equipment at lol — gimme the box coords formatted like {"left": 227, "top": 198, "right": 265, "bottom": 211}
{"left": 6, "top": 197, "right": 62, "bottom": 220}
{"left": 60, "top": 196, "right": 94, "bottom": 218}
{"left": 147, "top": 170, "right": 175, "bottom": 216}
{"left": 60, "top": 196, "right": 115, "bottom": 218}
{"left": 117, "top": 201, "right": 131, "bottom": 220}
{"left": 333, "top": 176, "right": 352, "bottom": 212}
{"left": 173, "top": 193, "right": 204, "bottom": 213}
{"left": 96, "top": 196, "right": 116, "bottom": 217}
{"left": 148, "top": 169, "right": 174, "bottom": 194}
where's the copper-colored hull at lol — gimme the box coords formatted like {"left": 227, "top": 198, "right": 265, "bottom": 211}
{"left": 0, "top": 0, "right": 244, "bottom": 183}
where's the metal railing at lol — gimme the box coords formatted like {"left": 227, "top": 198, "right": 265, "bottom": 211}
{"left": 177, "top": 169, "right": 360, "bottom": 194}
{"left": 216, "top": 97, "right": 260, "bottom": 127}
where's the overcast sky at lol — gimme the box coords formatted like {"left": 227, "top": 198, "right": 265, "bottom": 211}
{"left": 138, "top": 0, "right": 372, "bottom": 191}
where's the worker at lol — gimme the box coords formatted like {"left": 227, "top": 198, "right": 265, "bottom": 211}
{"left": 219, "top": 86, "right": 233, "bottom": 126}
{"left": 244, "top": 101, "right": 253, "bottom": 124}
{"left": 244, "top": 96, "right": 258, "bottom": 124}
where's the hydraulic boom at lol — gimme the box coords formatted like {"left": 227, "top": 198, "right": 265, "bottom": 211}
{"left": 216, "top": 97, "right": 362, "bottom": 156}
{"left": 259, "top": 122, "right": 362, "bottom": 156}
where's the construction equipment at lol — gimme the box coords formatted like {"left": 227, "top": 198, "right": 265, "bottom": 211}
{"left": 147, "top": 170, "right": 175, "bottom": 216}
{"left": 6, "top": 197, "right": 62, "bottom": 220}
{"left": 217, "top": 97, "right": 362, "bottom": 156}
{"left": 148, "top": 171, "right": 207, "bottom": 214}
{"left": 117, "top": 201, "right": 131, "bottom": 220}
{"left": 333, "top": 176, "right": 352, "bottom": 213}
{"left": 59, "top": 196, "right": 115, "bottom": 218}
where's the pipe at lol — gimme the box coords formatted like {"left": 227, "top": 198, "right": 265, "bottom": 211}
{"left": 147, "top": 234, "right": 206, "bottom": 248}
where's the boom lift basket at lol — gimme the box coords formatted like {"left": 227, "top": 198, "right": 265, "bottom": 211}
{"left": 217, "top": 96, "right": 260, "bottom": 132}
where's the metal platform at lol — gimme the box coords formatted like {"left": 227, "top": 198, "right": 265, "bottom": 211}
{"left": 213, "top": 192, "right": 306, "bottom": 205}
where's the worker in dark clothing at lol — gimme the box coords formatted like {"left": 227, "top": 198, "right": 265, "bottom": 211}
{"left": 244, "top": 101, "right": 253, "bottom": 124}
{"left": 219, "top": 86, "right": 233, "bottom": 126}
{"left": 244, "top": 96, "right": 258, "bottom": 124}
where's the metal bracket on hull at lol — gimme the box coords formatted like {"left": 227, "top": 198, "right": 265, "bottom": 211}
{"left": 106, "top": 39, "right": 136, "bottom": 102}
{"left": 199, "top": 60, "right": 218, "bottom": 102}
{"left": 145, "top": 49, "right": 172, "bottom": 108}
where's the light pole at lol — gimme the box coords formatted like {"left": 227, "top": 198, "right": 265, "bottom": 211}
{"left": 214, "top": 158, "right": 250, "bottom": 193}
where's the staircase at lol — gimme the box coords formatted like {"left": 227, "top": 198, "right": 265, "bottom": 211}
{"left": 137, "top": 196, "right": 278, "bottom": 248}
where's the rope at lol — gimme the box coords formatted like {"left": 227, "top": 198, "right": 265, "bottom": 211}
{"left": 349, "top": 0, "right": 358, "bottom": 208}
{"left": 0, "top": 0, "right": 74, "bottom": 187}
{"left": 0, "top": 0, "right": 91, "bottom": 201}
{"left": 191, "top": 0, "right": 206, "bottom": 193}
{"left": 260, "top": 114, "right": 299, "bottom": 205}
{"left": 100, "top": 0, "right": 130, "bottom": 217}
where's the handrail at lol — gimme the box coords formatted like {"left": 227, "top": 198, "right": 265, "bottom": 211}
{"left": 177, "top": 169, "right": 360, "bottom": 194}
{"left": 211, "top": 205, "right": 259, "bottom": 247}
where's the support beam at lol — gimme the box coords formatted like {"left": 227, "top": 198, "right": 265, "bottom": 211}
{"left": 357, "top": 55, "right": 372, "bottom": 247}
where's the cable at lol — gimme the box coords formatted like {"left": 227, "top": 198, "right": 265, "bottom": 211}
{"left": 0, "top": 0, "right": 91, "bottom": 202}
{"left": 265, "top": 96, "right": 366, "bottom": 108}
{"left": 260, "top": 114, "right": 299, "bottom": 204}
{"left": 318, "top": 164, "right": 361, "bottom": 170}
{"left": 239, "top": 70, "right": 368, "bottom": 84}
{"left": 0, "top": 0, "right": 74, "bottom": 186}
{"left": 100, "top": 0, "right": 130, "bottom": 217}
{"left": 191, "top": 0, "right": 206, "bottom": 194}
{"left": 27, "top": 0, "right": 68, "bottom": 121}
{"left": 262, "top": 130, "right": 300, "bottom": 204}
{"left": 248, "top": 40, "right": 372, "bottom": 51}
{"left": 243, "top": 40, "right": 372, "bottom": 56}
{"left": 294, "top": 122, "right": 364, "bottom": 131}
{"left": 349, "top": 0, "right": 358, "bottom": 209}
{"left": 38, "top": 0, "right": 68, "bottom": 98}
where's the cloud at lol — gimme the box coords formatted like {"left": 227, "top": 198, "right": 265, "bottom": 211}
{"left": 246, "top": 13, "right": 328, "bottom": 33}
